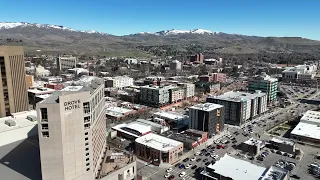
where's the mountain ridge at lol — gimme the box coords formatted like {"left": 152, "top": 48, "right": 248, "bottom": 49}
{"left": 1, "top": 21, "right": 320, "bottom": 55}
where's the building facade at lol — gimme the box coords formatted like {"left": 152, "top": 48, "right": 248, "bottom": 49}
{"left": 207, "top": 91, "right": 267, "bottom": 126}
{"left": 37, "top": 78, "right": 106, "bottom": 180}
{"left": 57, "top": 55, "right": 77, "bottom": 71}
{"left": 135, "top": 133, "right": 183, "bottom": 165}
{"left": 105, "top": 76, "right": 134, "bottom": 89}
{"left": 190, "top": 53, "right": 204, "bottom": 64}
{"left": 0, "top": 46, "right": 29, "bottom": 117}
{"left": 169, "top": 60, "right": 182, "bottom": 70}
{"left": 248, "top": 72, "right": 278, "bottom": 102}
{"left": 189, "top": 103, "right": 225, "bottom": 137}
{"left": 140, "top": 85, "right": 174, "bottom": 107}
{"left": 25, "top": 74, "right": 34, "bottom": 89}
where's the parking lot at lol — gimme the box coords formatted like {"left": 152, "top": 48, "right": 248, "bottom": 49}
{"left": 280, "top": 85, "right": 317, "bottom": 100}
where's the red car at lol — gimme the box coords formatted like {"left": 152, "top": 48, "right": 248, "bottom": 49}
{"left": 217, "top": 145, "right": 224, "bottom": 149}
{"left": 169, "top": 175, "right": 175, "bottom": 179}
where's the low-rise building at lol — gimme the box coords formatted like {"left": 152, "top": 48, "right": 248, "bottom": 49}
{"left": 207, "top": 91, "right": 267, "bottom": 126}
{"left": 105, "top": 107, "right": 135, "bottom": 120}
{"left": 291, "top": 110, "right": 320, "bottom": 144}
{"left": 261, "top": 166, "right": 289, "bottom": 180}
{"left": 28, "top": 87, "right": 56, "bottom": 108}
{"left": 270, "top": 137, "right": 296, "bottom": 154}
{"left": 201, "top": 154, "right": 267, "bottom": 180}
{"left": 135, "top": 133, "right": 183, "bottom": 165}
{"left": 282, "top": 64, "right": 317, "bottom": 81}
{"left": 112, "top": 122, "right": 152, "bottom": 141}
{"left": 169, "top": 60, "right": 182, "bottom": 70}
{"left": 248, "top": 72, "right": 278, "bottom": 102}
{"left": 162, "top": 129, "right": 207, "bottom": 149}
{"left": 241, "top": 138, "right": 265, "bottom": 155}
{"left": 189, "top": 103, "right": 225, "bottom": 137}
{"left": 99, "top": 151, "right": 137, "bottom": 180}
{"left": 35, "top": 65, "right": 50, "bottom": 77}
{"left": 153, "top": 111, "right": 189, "bottom": 130}
{"left": 57, "top": 55, "right": 77, "bottom": 71}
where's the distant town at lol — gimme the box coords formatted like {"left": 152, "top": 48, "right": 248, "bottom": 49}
{"left": 1, "top": 45, "right": 320, "bottom": 180}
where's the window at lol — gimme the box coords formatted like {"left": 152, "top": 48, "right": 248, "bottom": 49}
{"left": 42, "top": 124, "right": 49, "bottom": 130}
{"left": 86, "top": 163, "right": 90, "bottom": 166}
{"left": 86, "top": 158, "right": 89, "bottom": 161}
{"left": 85, "top": 148, "right": 89, "bottom": 151}
{"left": 86, "top": 153, "right": 89, "bottom": 156}
{"left": 85, "top": 137, "right": 88, "bottom": 141}
{"left": 86, "top": 168, "right": 90, "bottom": 171}
{"left": 40, "top": 108, "right": 48, "bottom": 120}
{"left": 42, "top": 132, "right": 49, "bottom": 138}
{"left": 85, "top": 132, "right": 88, "bottom": 136}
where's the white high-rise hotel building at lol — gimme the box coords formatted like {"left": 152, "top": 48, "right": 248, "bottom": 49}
{"left": 37, "top": 78, "right": 106, "bottom": 180}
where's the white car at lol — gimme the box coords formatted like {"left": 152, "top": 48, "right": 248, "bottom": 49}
{"left": 190, "top": 157, "right": 196, "bottom": 161}
{"left": 166, "top": 168, "right": 173, "bottom": 172}
{"left": 179, "top": 172, "right": 186, "bottom": 177}
{"left": 288, "top": 154, "right": 294, "bottom": 158}
{"left": 185, "top": 164, "right": 192, "bottom": 169}
{"left": 213, "top": 155, "right": 219, "bottom": 159}
{"left": 164, "top": 173, "right": 171, "bottom": 178}
{"left": 195, "top": 151, "right": 200, "bottom": 156}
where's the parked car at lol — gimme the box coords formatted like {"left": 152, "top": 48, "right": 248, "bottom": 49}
{"left": 183, "top": 158, "right": 189, "bottom": 162}
{"left": 164, "top": 173, "right": 171, "bottom": 178}
{"left": 203, "top": 158, "right": 208, "bottom": 162}
{"left": 169, "top": 175, "right": 175, "bottom": 180}
{"left": 175, "top": 163, "right": 181, "bottom": 167}
{"left": 179, "top": 164, "right": 185, "bottom": 169}
{"left": 196, "top": 158, "right": 201, "bottom": 162}
{"left": 179, "top": 172, "right": 186, "bottom": 177}
{"left": 185, "top": 164, "right": 192, "bottom": 169}
{"left": 166, "top": 168, "right": 173, "bottom": 172}
{"left": 190, "top": 157, "right": 196, "bottom": 161}
{"left": 205, "top": 162, "right": 210, "bottom": 166}
{"left": 191, "top": 165, "right": 197, "bottom": 169}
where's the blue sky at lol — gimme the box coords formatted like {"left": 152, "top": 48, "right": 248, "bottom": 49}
{"left": 1, "top": 0, "right": 320, "bottom": 39}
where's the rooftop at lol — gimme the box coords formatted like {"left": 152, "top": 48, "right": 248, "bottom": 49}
{"left": 189, "top": 103, "right": 223, "bottom": 112}
{"left": 209, "top": 91, "right": 266, "bottom": 102}
{"left": 251, "top": 72, "right": 278, "bottom": 83}
{"left": 270, "top": 137, "right": 295, "bottom": 146}
{"left": 204, "top": 155, "right": 266, "bottom": 180}
{"left": 27, "top": 87, "right": 55, "bottom": 94}
{"left": 135, "top": 133, "right": 183, "bottom": 152}
{"left": 153, "top": 111, "right": 187, "bottom": 121}
{"left": 291, "top": 110, "right": 320, "bottom": 140}
{"left": 0, "top": 110, "right": 37, "bottom": 134}
{"left": 261, "top": 166, "right": 288, "bottom": 180}
{"left": 140, "top": 85, "right": 175, "bottom": 90}
{"left": 112, "top": 122, "right": 152, "bottom": 138}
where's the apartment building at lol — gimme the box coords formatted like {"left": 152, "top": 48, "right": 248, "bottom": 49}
{"left": 199, "top": 73, "right": 227, "bottom": 83}
{"left": 177, "top": 83, "right": 195, "bottom": 98}
{"left": 248, "top": 72, "right": 278, "bottom": 102}
{"left": 140, "top": 85, "right": 174, "bottom": 107}
{"left": 169, "top": 87, "right": 185, "bottom": 103}
{"left": 189, "top": 103, "right": 225, "bottom": 137}
{"left": 0, "top": 46, "right": 29, "bottom": 117}
{"left": 190, "top": 53, "right": 204, "bottom": 64}
{"left": 37, "top": 77, "right": 106, "bottom": 180}
{"left": 105, "top": 76, "right": 134, "bottom": 89}
{"left": 57, "top": 55, "right": 77, "bottom": 71}
{"left": 207, "top": 91, "right": 267, "bottom": 126}
{"left": 169, "top": 60, "right": 182, "bottom": 70}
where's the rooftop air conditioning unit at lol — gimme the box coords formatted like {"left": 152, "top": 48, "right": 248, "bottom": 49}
{"left": 5, "top": 119, "right": 16, "bottom": 127}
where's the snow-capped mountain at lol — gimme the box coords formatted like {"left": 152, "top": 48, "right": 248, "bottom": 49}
{"left": 0, "top": 22, "right": 107, "bottom": 35}
{"left": 135, "top": 29, "right": 217, "bottom": 36}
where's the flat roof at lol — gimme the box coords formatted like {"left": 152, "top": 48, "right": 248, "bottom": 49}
{"left": 205, "top": 155, "right": 266, "bottom": 180}
{"left": 261, "top": 166, "right": 288, "bottom": 180}
{"left": 291, "top": 110, "right": 320, "bottom": 140}
{"left": 112, "top": 124, "right": 140, "bottom": 138}
{"left": 153, "top": 112, "right": 187, "bottom": 121}
{"left": 0, "top": 136, "right": 41, "bottom": 180}
{"left": 209, "top": 91, "right": 266, "bottom": 102}
{"left": 135, "top": 133, "right": 183, "bottom": 152}
{"left": 136, "top": 119, "right": 164, "bottom": 128}
{"left": 106, "top": 107, "right": 132, "bottom": 114}
{"left": 27, "top": 87, "right": 55, "bottom": 94}
{"left": 189, "top": 103, "right": 223, "bottom": 112}
{"left": 0, "top": 111, "right": 37, "bottom": 133}
{"left": 300, "top": 110, "right": 320, "bottom": 124}
{"left": 61, "top": 86, "right": 83, "bottom": 91}
{"left": 271, "top": 137, "right": 295, "bottom": 146}
{"left": 291, "top": 122, "right": 320, "bottom": 140}
{"left": 126, "top": 123, "right": 152, "bottom": 134}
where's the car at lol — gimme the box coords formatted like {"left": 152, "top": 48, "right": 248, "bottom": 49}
{"left": 217, "top": 145, "right": 224, "bottom": 149}
{"left": 175, "top": 163, "right": 181, "bottom": 167}
{"left": 169, "top": 175, "right": 175, "bottom": 180}
{"left": 190, "top": 157, "right": 196, "bottom": 161}
{"left": 201, "top": 148, "right": 207, "bottom": 152}
{"left": 179, "top": 164, "right": 185, "bottom": 169}
{"left": 288, "top": 154, "right": 294, "bottom": 158}
{"left": 211, "top": 160, "right": 216, "bottom": 164}
{"left": 223, "top": 145, "right": 228, "bottom": 149}
{"left": 205, "top": 162, "right": 210, "bottom": 166}
{"left": 164, "top": 173, "right": 171, "bottom": 178}
{"left": 199, "top": 153, "right": 204, "bottom": 156}
{"left": 213, "top": 155, "right": 219, "bottom": 159}
{"left": 183, "top": 158, "right": 189, "bottom": 162}
{"left": 194, "top": 151, "right": 200, "bottom": 156}
{"left": 185, "top": 164, "right": 192, "bottom": 169}
{"left": 191, "top": 165, "right": 197, "bottom": 169}
{"left": 207, "top": 145, "right": 212, "bottom": 149}
{"left": 196, "top": 158, "right": 201, "bottom": 162}
{"left": 232, "top": 140, "right": 237, "bottom": 143}
{"left": 166, "top": 168, "right": 173, "bottom": 172}
{"left": 249, "top": 156, "right": 254, "bottom": 160}
{"left": 205, "top": 153, "right": 210, "bottom": 156}
{"left": 179, "top": 172, "right": 186, "bottom": 177}
{"left": 203, "top": 158, "right": 208, "bottom": 162}
{"left": 271, "top": 149, "right": 276, "bottom": 153}
{"left": 234, "top": 131, "right": 239, "bottom": 135}
{"left": 210, "top": 149, "right": 215, "bottom": 153}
